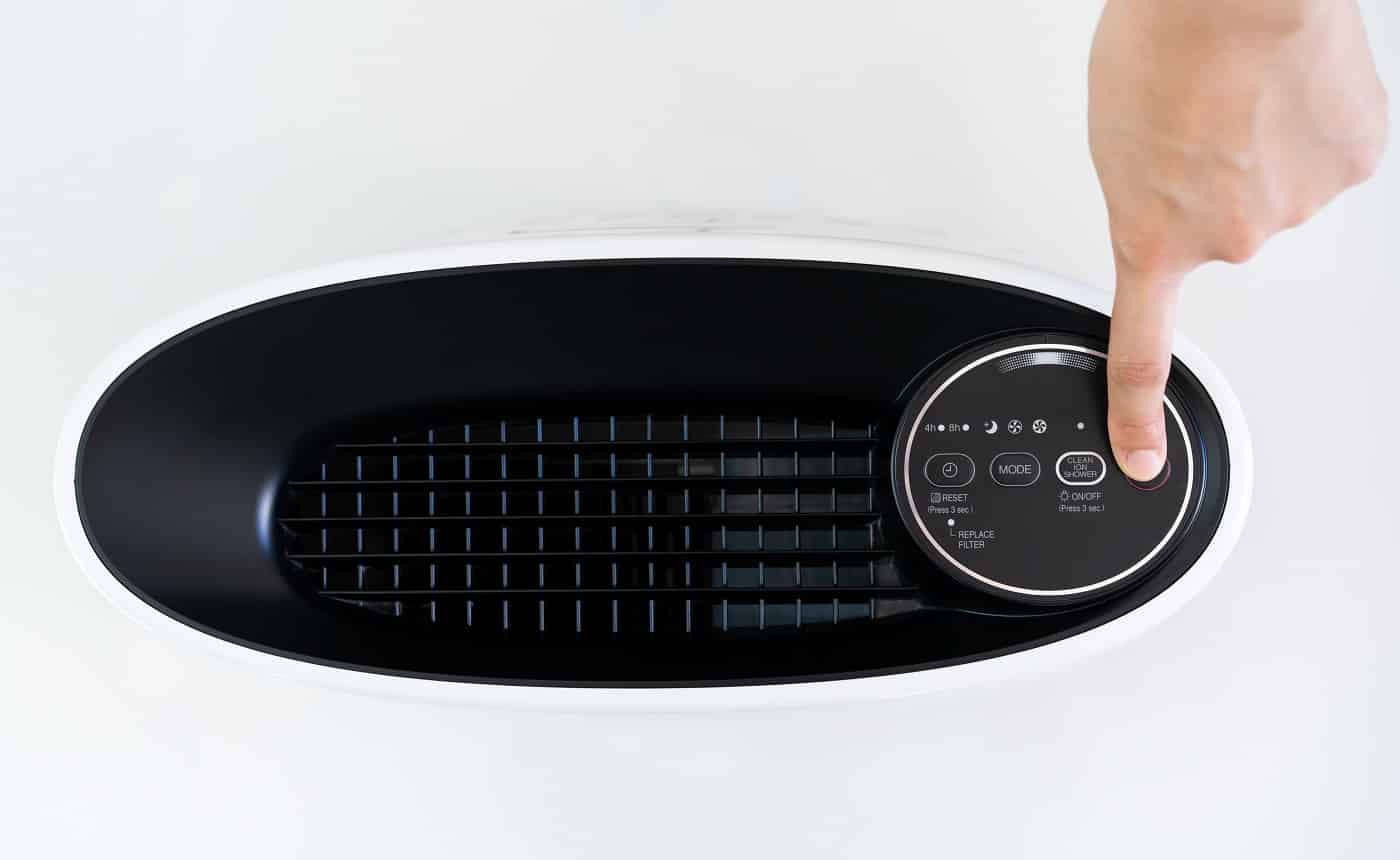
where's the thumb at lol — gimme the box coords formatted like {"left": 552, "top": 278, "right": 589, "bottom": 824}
{"left": 1106, "top": 261, "right": 1183, "bottom": 482}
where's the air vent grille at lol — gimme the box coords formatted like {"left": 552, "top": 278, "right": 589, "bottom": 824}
{"left": 277, "top": 411, "right": 918, "bottom": 640}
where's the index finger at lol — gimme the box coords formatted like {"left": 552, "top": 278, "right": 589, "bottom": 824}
{"left": 1105, "top": 261, "right": 1183, "bottom": 482}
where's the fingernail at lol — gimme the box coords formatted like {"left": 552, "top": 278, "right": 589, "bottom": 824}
{"left": 1120, "top": 449, "right": 1164, "bottom": 482}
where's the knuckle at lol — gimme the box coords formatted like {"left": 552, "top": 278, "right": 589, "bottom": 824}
{"left": 1108, "top": 358, "right": 1171, "bottom": 390}
{"left": 1112, "top": 229, "right": 1174, "bottom": 275}
{"left": 1341, "top": 138, "right": 1384, "bottom": 186}
{"left": 1110, "top": 415, "right": 1165, "bottom": 449}
{"left": 1346, "top": 86, "right": 1389, "bottom": 184}
{"left": 1283, "top": 199, "right": 1317, "bottom": 230}
{"left": 1215, "top": 209, "right": 1266, "bottom": 263}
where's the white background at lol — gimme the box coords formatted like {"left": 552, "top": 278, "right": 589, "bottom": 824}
{"left": 1, "top": 2, "right": 1395, "bottom": 857}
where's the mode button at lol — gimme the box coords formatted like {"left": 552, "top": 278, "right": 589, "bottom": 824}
{"left": 989, "top": 452, "right": 1041, "bottom": 487}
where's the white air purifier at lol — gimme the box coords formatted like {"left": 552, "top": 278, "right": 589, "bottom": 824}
{"left": 56, "top": 229, "right": 1252, "bottom": 708}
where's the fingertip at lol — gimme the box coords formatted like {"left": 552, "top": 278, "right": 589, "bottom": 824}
{"left": 1115, "top": 447, "right": 1165, "bottom": 483}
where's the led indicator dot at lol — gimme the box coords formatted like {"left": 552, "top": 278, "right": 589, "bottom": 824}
{"left": 947, "top": 518, "right": 956, "bottom": 527}
{"left": 1076, "top": 421, "right": 1085, "bottom": 430}
{"left": 937, "top": 424, "right": 946, "bottom": 432}
{"left": 962, "top": 424, "right": 970, "bottom": 431}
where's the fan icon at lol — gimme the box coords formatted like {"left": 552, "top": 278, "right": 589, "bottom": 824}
{"left": 1007, "top": 419, "right": 1023, "bottom": 435}
{"left": 1032, "top": 419, "right": 1048, "bottom": 434}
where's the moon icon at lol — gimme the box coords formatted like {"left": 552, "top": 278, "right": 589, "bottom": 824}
{"left": 983, "top": 419, "right": 998, "bottom": 434}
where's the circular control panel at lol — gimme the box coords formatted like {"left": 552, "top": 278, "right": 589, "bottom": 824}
{"left": 892, "top": 333, "right": 1200, "bottom": 604}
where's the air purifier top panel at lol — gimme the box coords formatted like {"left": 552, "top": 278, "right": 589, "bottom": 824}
{"left": 55, "top": 233, "right": 1251, "bottom": 707}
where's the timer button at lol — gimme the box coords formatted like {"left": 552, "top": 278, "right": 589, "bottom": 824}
{"left": 989, "top": 452, "right": 1041, "bottom": 487}
{"left": 1055, "top": 451, "right": 1107, "bottom": 486}
{"left": 925, "top": 453, "right": 975, "bottom": 487}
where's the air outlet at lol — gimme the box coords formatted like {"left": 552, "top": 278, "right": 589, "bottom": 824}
{"left": 278, "top": 411, "right": 923, "bottom": 640}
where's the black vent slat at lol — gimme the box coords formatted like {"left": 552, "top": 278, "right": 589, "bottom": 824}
{"left": 287, "top": 475, "right": 875, "bottom": 488}
{"left": 320, "top": 587, "right": 919, "bottom": 597}
{"left": 279, "top": 512, "right": 881, "bottom": 524}
{"left": 288, "top": 550, "right": 889, "bottom": 561}
{"left": 330, "top": 437, "right": 877, "bottom": 452}
{"left": 277, "top": 409, "right": 911, "bottom": 639}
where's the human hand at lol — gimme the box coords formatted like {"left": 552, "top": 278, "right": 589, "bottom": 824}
{"left": 1089, "top": 0, "right": 1388, "bottom": 480}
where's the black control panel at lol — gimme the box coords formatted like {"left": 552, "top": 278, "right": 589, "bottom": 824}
{"left": 892, "top": 333, "right": 1201, "bottom": 605}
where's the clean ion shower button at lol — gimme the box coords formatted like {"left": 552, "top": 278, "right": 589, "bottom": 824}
{"left": 1055, "top": 451, "right": 1106, "bottom": 486}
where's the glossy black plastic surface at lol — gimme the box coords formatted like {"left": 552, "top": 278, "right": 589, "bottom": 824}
{"left": 74, "top": 259, "right": 1230, "bottom": 686}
